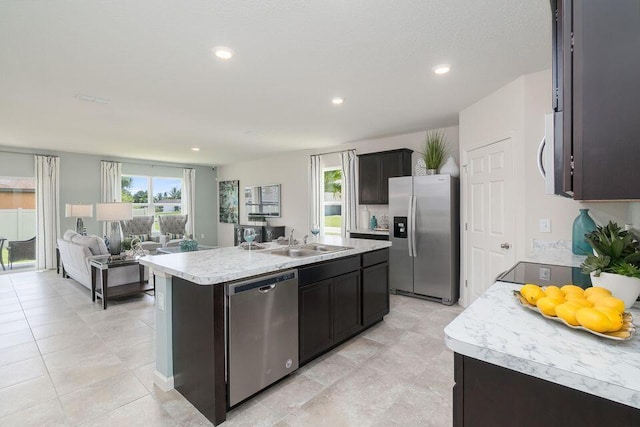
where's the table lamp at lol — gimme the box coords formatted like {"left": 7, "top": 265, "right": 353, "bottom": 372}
{"left": 65, "top": 204, "right": 94, "bottom": 235}
{"left": 96, "top": 202, "right": 133, "bottom": 254}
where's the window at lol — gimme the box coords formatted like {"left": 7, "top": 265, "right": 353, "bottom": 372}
{"left": 121, "top": 175, "right": 182, "bottom": 233}
{"left": 0, "top": 177, "right": 37, "bottom": 270}
{"left": 323, "top": 168, "right": 342, "bottom": 236}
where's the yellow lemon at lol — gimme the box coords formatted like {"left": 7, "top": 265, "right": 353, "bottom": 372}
{"left": 536, "top": 296, "right": 563, "bottom": 317}
{"left": 561, "top": 284, "right": 584, "bottom": 296}
{"left": 587, "top": 293, "right": 609, "bottom": 306}
{"left": 565, "top": 294, "right": 593, "bottom": 307}
{"left": 545, "top": 287, "right": 565, "bottom": 301}
{"left": 575, "top": 307, "right": 612, "bottom": 333}
{"left": 520, "top": 284, "right": 545, "bottom": 305}
{"left": 594, "top": 296, "right": 625, "bottom": 313}
{"left": 555, "top": 302, "right": 582, "bottom": 326}
{"left": 595, "top": 307, "right": 624, "bottom": 332}
{"left": 583, "top": 287, "right": 612, "bottom": 298}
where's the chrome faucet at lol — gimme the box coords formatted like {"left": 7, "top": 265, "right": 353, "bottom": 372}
{"left": 289, "top": 229, "right": 295, "bottom": 245}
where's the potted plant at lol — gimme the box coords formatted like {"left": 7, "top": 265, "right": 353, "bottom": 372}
{"left": 423, "top": 130, "right": 448, "bottom": 174}
{"left": 581, "top": 221, "right": 640, "bottom": 308}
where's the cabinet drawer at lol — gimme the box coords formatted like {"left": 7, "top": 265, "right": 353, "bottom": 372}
{"left": 362, "top": 248, "right": 389, "bottom": 268}
{"left": 298, "top": 256, "right": 360, "bottom": 286}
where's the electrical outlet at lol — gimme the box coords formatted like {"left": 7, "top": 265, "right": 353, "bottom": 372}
{"left": 200, "top": 233, "right": 205, "bottom": 239}
{"left": 539, "top": 267, "right": 551, "bottom": 282}
{"left": 539, "top": 219, "right": 551, "bottom": 233}
{"left": 157, "top": 292, "right": 165, "bottom": 311}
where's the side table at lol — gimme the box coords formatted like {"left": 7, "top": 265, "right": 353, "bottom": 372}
{"left": 89, "top": 256, "right": 153, "bottom": 309}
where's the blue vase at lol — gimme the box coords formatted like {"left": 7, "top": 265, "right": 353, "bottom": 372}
{"left": 572, "top": 209, "right": 596, "bottom": 255}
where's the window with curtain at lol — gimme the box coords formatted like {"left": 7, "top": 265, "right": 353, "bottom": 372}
{"left": 121, "top": 175, "right": 183, "bottom": 233}
{"left": 323, "top": 167, "right": 343, "bottom": 236}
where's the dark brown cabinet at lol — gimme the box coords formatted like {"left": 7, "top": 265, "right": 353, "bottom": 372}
{"left": 453, "top": 353, "right": 640, "bottom": 426}
{"left": 358, "top": 149, "right": 412, "bottom": 204}
{"left": 362, "top": 250, "right": 389, "bottom": 328}
{"left": 552, "top": 0, "right": 640, "bottom": 200}
{"left": 298, "top": 256, "right": 362, "bottom": 363}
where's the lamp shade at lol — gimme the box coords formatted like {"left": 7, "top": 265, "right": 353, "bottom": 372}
{"left": 96, "top": 202, "right": 133, "bottom": 221}
{"left": 65, "top": 204, "right": 94, "bottom": 218}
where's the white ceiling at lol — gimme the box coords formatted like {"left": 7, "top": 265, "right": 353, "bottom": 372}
{"left": 0, "top": 0, "right": 551, "bottom": 166}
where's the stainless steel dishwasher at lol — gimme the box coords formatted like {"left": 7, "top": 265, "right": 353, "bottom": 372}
{"left": 226, "top": 269, "right": 298, "bottom": 407}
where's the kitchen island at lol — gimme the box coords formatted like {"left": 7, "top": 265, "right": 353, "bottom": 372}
{"left": 139, "top": 236, "right": 391, "bottom": 425}
{"left": 445, "top": 281, "right": 640, "bottom": 426}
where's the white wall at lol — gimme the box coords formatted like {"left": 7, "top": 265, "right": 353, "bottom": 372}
{"left": 459, "top": 69, "right": 634, "bottom": 304}
{"left": 216, "top": 126, "right": 459, "bottom": 247}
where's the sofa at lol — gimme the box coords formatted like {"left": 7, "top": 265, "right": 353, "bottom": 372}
{"left": 57, "top": 230, "right": 146, "bottom": 290}
{"left": 119, "top": 215, "right": 163, "bottom": 251}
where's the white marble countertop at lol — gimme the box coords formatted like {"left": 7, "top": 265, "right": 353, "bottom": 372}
{"left": 444, "top": 281, "right": 640, "bottom": 409}
{"left": 348, "top": 228, "right": 389, "bottom": 236}
{"left": 139, "top": 236, "right": 391, "bottom": 285}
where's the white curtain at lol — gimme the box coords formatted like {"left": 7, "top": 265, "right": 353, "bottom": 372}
{"left": 309, "top": 155, "right": 323, "bottom": 234}
{"left": 182, "top": 168, "right": 196, "bottom": 238}
{"left": 340, "top": 150, "right": 358, "bottom": 238}
{"left": 100, "top": 161, "right": 122, "bottom": 236}
{"left": 35, "top": 155, "right": 60, "bottom": 270}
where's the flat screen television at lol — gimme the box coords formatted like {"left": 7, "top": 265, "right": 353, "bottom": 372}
{"left": 245, "top": 184, "right": 280, "bottom": 219}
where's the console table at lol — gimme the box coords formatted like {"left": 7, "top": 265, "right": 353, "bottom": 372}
{"left": 89, "top": 256, "right": 153, "bottom": 309}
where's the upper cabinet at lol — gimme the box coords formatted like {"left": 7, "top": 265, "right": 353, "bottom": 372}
{"left": 552, "top": 0, "right": 640, "bottom": 200}
{"left": 358, "top": 149, "right": 412, "bottom": 204}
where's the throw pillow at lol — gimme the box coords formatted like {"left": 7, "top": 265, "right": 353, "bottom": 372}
{"left": 70, "top": 234, "right": 102, "bottom": 255}
{"left": 131, "top": 234, "right": 150, "bottom": 242}
{"left": 166, "top": 233, "right": 183, "bottom": 240}
{"left": 63, "top": 230, "right": 79, "bottom": 242}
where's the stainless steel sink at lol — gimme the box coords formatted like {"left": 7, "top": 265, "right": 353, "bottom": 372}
{"left": 268, "top": 244, "right": 351, "bottom": 258}
{"left": 269, "top": 247, "right": 322, "bottom": 258}
{"left": 300, "top": 244, "right": 351, "bottom": 253}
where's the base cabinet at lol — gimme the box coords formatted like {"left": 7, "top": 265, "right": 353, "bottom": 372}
{"left": 453, "top": 353, "right": 640, "bottom": 426}
{"left": 299, "top": 270, "right": 361, "bottom": 363}
{"left": 362, "top": 261, "right": 389, "bottom": 327}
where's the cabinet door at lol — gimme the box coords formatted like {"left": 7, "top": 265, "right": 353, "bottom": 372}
{"left": 379, "top": 152, "right": 403, "bottom": 204}
{"left": 299, "top": 279, "right": 333, "bottom": 363}
{"left": 332, "top": 271, "right": 362, "bottom": 343}
{"left": 572, "top": 0, "right": 640, "bottom": 200}
{"left": 362, "top": 262, "right": 389, "bottom": 327}
{"left": 358, "top": 154, "right": 381, "bottom": 204}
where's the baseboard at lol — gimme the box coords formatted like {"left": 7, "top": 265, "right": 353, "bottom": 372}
{"left": 153, "top": 370, "right": 174, "bottom": 391}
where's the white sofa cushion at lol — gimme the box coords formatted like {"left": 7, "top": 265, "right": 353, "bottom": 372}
{"left": 63, "top": 230, "right": 79, "bottom": 241}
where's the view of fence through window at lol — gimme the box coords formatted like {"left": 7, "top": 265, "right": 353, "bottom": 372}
{"left": 0, "top": 177, "right": 37, "bottom": 271}
{"left": 323, "top": 168, "right": 342, "bottom": 235}
{"left": 122, "top": 175, "right": 183, "bottom": 233}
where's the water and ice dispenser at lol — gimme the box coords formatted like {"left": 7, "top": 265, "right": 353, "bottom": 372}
{"left": 393, "top": 216, "right": 407, "bottom": 238}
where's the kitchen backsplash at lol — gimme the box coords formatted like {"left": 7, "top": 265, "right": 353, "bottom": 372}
{"left": 358, "top": 205, "right": 390, "bottom": 229}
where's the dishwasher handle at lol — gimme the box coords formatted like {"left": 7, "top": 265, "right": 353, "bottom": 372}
{"left": 227, "top": 270, "right": 297, "bottom": 295}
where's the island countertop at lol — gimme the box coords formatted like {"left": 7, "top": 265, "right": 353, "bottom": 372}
{"left": 444, "top": 281, "right": 640, "bottom": 409}
{"left": 139, "top": 236, "right": 391, "bottom": 285}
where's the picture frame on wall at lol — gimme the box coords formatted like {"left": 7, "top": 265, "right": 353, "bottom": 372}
{"left": 219, "top": 180, "right": 239, "bottom": 224}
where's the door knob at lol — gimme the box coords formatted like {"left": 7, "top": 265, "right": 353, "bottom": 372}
{"left": 500, "top": 242, "right": 511, "bottom": 249}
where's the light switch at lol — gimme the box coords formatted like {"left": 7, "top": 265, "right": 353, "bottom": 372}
{"left": 539, "top": 219, "right": 551, "bottom": 233}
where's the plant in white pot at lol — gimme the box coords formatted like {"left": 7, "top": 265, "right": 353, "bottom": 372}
{"left": 581, "top": 221, "right": 640, "bottom": 308}
{"left": 422, "top": 130, "right": 448, "bottom": 175}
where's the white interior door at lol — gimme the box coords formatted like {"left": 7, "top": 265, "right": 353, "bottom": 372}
{"left": 465, "top": 138, "right": 515, "bottom": 304}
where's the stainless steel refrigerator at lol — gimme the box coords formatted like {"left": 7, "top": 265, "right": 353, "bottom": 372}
{"left": 388, "top": 175, "right": 459, "bottom": 305}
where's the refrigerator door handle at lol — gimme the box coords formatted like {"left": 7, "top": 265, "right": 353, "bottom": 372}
{"left": 411, "top": 195, "right": 417, "bottom": 257}
{"left": 407, "top": 196, "right": 414, "bottom": 257}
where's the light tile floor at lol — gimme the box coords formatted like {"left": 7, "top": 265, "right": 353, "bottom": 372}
{"left": 0, "top": 269, "right": 463, "bottom": 426}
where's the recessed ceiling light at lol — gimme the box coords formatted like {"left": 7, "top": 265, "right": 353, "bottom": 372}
{"left": 213, "top": 46, "right": 234, "bottom": 60}
{"left": 432, "top": 64, "right": 451, "bottom": 75}
{"left": 191, "top": 147, "right": 200, "bottom": 152}
{"left": 331, "top": 97, "right": 344, "bottom": 105}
